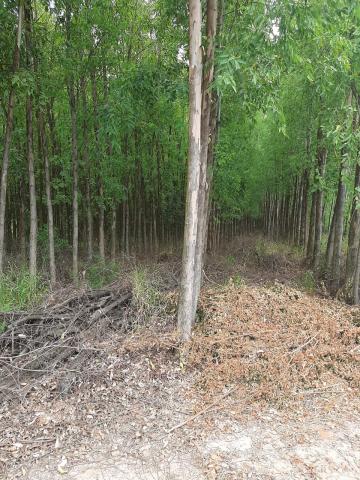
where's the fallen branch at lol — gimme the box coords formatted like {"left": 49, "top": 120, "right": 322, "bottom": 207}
{"left": 90, "top": 293, "right": 131, "bottom": 321}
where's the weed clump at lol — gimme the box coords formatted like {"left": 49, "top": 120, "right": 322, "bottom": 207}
{"left": 0, "top": 267, "right": 47, "bottom": 313}
{"left": 297, "top": 270, "right": 316, "bottom": 293}
{"left": 85, "top": 258, "right": 120, "bottom": 289}
{"left": 131, "top": 268, "right": 162, "bottom": 319}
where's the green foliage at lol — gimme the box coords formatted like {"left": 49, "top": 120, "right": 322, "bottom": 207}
{"left": 232, "top": 274, "right": 245, "bottom": 288}
{"left": 0, "top": 268, "right": 47, "bottom": 313}
{"left": 37, "top": 225, "right": 69, "bottom": 253}
{"left": 225, "top": 254, "right": 236, "bottom": 266}
{"left": 131, "top": 268, "right": 161, "bottom": 316}
{"left": 298, "top": 271, "right": 317, "bottom": 293}
{"left": 85, "top": 259, "right": 120, "bottom": 289}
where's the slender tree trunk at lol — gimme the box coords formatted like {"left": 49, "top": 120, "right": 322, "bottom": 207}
{"left": 313, "top": 125, "right": 327, "bottom": 270}
{"left": 344, "top": 95, "right": 360, "bottom": 299}
{"left": 81, "top": 76, "right": 93, "bottom": 261}
{"left": 91, "top": 70, "right": 105, "bottom": 260}
{"left": 125, "top": 194, "right": 130, "bottom": 256}
{"left": 39, "top": 111, "right": 56, "bottom": 286}
{"left": 300, "top": 169, "right": 309, "bottom": 247}
{"left": 68, "top": 79, "right": 79, "bottom": 280}
{"left": 352, "top": 238, "right": 360, "bottom": 304}
{"left": 177, "top": 0, "right": 202, "bottom": 341}
{"left": 0, "top": 0, "right": 23, "bottom": 274}
{"left": 111, "top": 205, "right": 116, "bottom": 260}
{"left": 307, "top": 190, "right": 316, "bottom": 261}
{"left": 65, "top": 6, "right": 79, "bottom": 281}
{"left": 325, "top": 199, "right": 336, "bottom": 274}
{"left": 25, "top": 0, "right": 37, "bottom": 277}
{"left": 19, "top": 180, "right": 26, "bottom": 262}
{"left": 329, "top": 162, "right": 346, "bottom": 294}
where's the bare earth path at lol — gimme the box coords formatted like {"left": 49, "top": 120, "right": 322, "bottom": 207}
{"left": 24, "top": 403, "right": 360, "bottom": 480}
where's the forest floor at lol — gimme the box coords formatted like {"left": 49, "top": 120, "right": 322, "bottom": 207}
{"left": 1, "top": 235, "right": 359, "bottom": 480}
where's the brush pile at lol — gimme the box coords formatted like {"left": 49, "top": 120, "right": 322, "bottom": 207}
{"left": 0, "top": 287, "right": 131, "bottom": 401}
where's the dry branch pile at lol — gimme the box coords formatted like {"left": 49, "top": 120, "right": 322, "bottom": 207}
{"left": 0, "top": 287, "right": 131, "bottom": 401}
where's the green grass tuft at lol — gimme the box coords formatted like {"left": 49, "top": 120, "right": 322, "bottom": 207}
{"left": 85, "top": 258, "right": 120, "bottom": 289}
{"left": 0, "top": 267, "right": 47, "bottom": 313}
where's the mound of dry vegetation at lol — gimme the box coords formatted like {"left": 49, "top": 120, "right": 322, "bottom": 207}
{"left": 190, "top": 281, "right": 360, "bottom": 405}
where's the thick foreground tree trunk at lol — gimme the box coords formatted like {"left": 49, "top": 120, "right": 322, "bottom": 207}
{"left": 192, "top": 0, "right": 218, "bottom": 321}
{"left": 0, "top": 0, "right": 23, "bottom": 274}
{"left": 177, "top": 0, "right": 203, "bottom": 341}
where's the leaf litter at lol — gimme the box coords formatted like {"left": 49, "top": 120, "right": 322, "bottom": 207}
{"left": 0, "top": 256, "right": 359, "bottom": 478}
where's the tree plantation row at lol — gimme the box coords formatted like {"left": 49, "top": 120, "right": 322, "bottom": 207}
{"left": 1, "top": 1, "right": 360, "bottom": 334}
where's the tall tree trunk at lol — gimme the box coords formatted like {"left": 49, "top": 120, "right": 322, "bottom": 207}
{"left": 66, "top": 6, "right": 79, "bottom": 281}
{"left": 68, "top": 79, "right": 79, "bottom": 280}
{"left": 344, "top": 92, "right": 360, "bottom": 300}
{"left": 300, "top": 169, "right": 309, "bottom": 247}
{"left": 39, "top": 110, "right": 56, "bottom": 286}
{"left": 91, "top": 70, "right": 105, "bottom": 260}
{"left": 192, "top": 0, "right": 218, "bottom": 321}
{"left": 81, "top": 77, "right": 93, "bottom": 261}
{"left": 25, "top": 0, "right": 37, "bottom": 277}
{"left": 329, "top": 162, "right": 347, "bottom": 294}
{"left": 307, "top": 190, "right": 316, "bottom": 261}
{"left": 19, "top": 180, "right": 26, "bottom": 262}
{"left": 111, "top": 205, "right": 116, "bottom": 260}
{"left": 0, "top": 0, "right": 23, "bottom": 274}
{"left": 177, "top": 0, "right": 202, "bottom": 341}
{"left": 352, "top": 236, "right": 360, "bottom": 304}
{"left": 325, "top": 199, "right": 336, "bottom": 274}
{"left": 313, "top": 125, "right": 327, "bottom": 271}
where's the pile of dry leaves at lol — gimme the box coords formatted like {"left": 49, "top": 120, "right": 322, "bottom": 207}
{"left": 189, "top": 281, "right": 360, "bottom": 405}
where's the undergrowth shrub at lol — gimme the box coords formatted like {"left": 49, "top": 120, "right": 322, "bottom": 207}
{"left": 85, "top": 258, "right": 120, "bottom": 289}
{"left": 226, "top": 254, "right": 236, "bottom": 266}
{"left": 0, "top": 267, "right": 47, "bottom": 313}
{"left": 297, "top": 270, "right": 316, "bottom": 293}
{"left": 255, "top": 238, "right": 302, "bottom": 260}
{"left": 131, "top": 267, "right": 162, "bottom": 318}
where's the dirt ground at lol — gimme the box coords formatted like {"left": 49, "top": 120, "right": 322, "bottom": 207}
{"left": 1, "top": 237, "right": 359, "bottom": 479}
{"left": 17, "top": 399, "right": 360, "bottom": 480}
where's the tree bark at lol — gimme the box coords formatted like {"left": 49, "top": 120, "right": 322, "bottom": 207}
{"left": 192, "top": 0, "right": 218, "bottom": 321}
{"left": 25, "top": 0, "right": 37, "bottom": 277}
{"left": 80, "top": 76, "right": 93, "bottom": 261}
{"left": 0, "top": 0, "right": 24, "bottom": 274}
{"left": 313, "top": 125, "right": 327, "bottom": 271}
{"left": 91, "top": 70, "right": 105, "bottom": 260}
{"left": 65, "top": 5, "right": 79, "bottom": 281}
{"left": 344, "top": 92, "right": 360, "bottom": 299}
{"left": 67, "top": 79, "right": 79, "bottom": 281}
{"left": 111, "top": 205, "right": 116, "bottom": 260}
{"left": 300, "top": 169, "right": 309, "bottom": 247}
{"left": 177, "top": 0, "right": 203, "bottom": 341}
{"left": 329, "top": 162, "right": 346, "bottom": 294}
{"left": 39, "top": 110, "right": 56, "bottom": 286}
